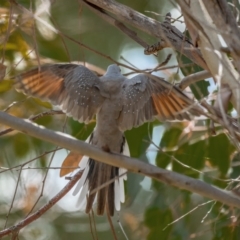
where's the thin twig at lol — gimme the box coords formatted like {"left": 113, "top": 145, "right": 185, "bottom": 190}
{"left": 0, "top": 148, "right": 62, "bottom": 174}
{"left": 26, "top": 116, "right": 68, "bottom": 216}
{"left": 4, "top": 167, "right": 23, "bottom": 229}
{"left": 163, "top": 200, "right": 214, "bottom": 230}
{"left": 117, "top": 215, "right": 129, "bottom": 240}
{"left": 25, "top": 147, "right": 58, "bottom": 217}
{"left": 0, "top": 169, "right": 83, "bottom": 238}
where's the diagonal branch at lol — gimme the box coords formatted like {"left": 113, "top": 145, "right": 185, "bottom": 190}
{"left": 82, "top": 0, "right": 208, "bottom": 70}
{"left": 202, "top": 0, "right": 240, "bottom": 72}
{"left": 82, "top": 1, "right": 149, "bottom": 48}
{"left": 1, "top": 111, "right": 240, "bottom": 209}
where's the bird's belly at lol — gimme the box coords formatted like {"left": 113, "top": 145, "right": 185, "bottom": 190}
{"left": 94, "top": 101, "right": 123, "bottom": 153}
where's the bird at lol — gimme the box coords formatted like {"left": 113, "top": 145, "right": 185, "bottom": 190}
{"left": 15, "top": 63, "right": 196, "bottom": 216}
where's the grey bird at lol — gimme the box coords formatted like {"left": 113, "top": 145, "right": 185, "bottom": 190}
{"left": 15, "top": 63, "right": 196, "bottom": 216}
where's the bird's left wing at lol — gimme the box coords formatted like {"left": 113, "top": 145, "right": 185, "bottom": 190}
{"left": 118, "top": 74, "right": 197, "bottom": 131}
{"left": 15, "top": 64, "right": 105, "bottom": 123}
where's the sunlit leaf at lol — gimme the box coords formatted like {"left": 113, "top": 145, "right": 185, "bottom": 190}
{"left": 32, "top": 98, "right": 52, "bottom": 109}
{"left": 0, "top": 79, "right": 12, "bottom": 92}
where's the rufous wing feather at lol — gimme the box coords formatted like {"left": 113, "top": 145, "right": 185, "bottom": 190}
{"left": 15, "top": 69, "right": 65, "bottom": 101}
{"left": 152, "top": 91, "right": 191, "bottom": 120}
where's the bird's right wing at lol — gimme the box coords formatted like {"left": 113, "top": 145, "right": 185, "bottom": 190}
{"left": 118, "top": 74, "right": 197, "bottom": 131}
{"left": 15, "top": 64, "right": 105, "bottom": 123}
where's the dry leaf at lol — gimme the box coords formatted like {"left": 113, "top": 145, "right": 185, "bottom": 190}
{"left": 60, "top": 152, "right": 83, "bottom": 177}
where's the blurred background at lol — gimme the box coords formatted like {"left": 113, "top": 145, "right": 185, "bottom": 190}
{"left": 0, "top": 0, "right": 239, "bottom": 239}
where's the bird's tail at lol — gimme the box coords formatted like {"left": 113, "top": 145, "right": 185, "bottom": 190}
{"left": 73, "top": 135, "right": 128, "bottom": 216}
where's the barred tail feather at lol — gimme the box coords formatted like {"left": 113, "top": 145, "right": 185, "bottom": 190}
{"left": 73, "top": 135, "right": 129, "bottom": 216}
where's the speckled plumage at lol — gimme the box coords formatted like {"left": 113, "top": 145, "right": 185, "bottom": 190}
{"left": 15, "top": 63, "right": 195, "bottom": 216}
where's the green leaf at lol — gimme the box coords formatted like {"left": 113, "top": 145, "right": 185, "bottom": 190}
{"left": 207, "top": 134, "right": 234, "bottom": 176}
{"left": 156, "top": 152, "right": 172, "bottom": 169}
{"left": 125, "top": 123, "right": 153, "bottom": 205}
{"left": 172, "top": 140, "right": 206, "bottom": 178}
{"left": 125, "top": 122, "right": 153, "bottom": 158}
{"left": 190, "top": 80, "right": 210, "bottom": 100}
{"left": 160, "top": 127, "right": 183, "bottom": 149}
{"left": 0, "top": 80, "right": 12, "bottom": 92}
{"left": 177, "top": 53, "right": 210, "bottom": 99}
{"left": 177, "top": 53, "right": 203, "bottom": 76}
{"left": 144, "top": 207, "right": 173, "bottom": 240}
{"left": 32, "top": 98, "right": 53, "bottom": 109}
{"left": 13, "top": 133, "right": 30, "bottom": 158}
{"left": 230, "top": 152, "right": 240, "bottom": 179}
{"left": 69, "top": 118, "right": 95, "bottom": 140}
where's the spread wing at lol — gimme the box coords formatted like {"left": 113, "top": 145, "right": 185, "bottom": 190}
{"left": 118, "top": 74, "right": 196, "bottom": 131}
{"left": 15, "top": 64, "right": 104, "bottom": 123}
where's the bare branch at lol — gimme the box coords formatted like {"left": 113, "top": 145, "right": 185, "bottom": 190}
{"left": 179, "top": 70, "right": 212, "bottom": 90}
{"left": 82, "top": 1, "right": 149, "bottom": 48}
{"left": 144, "top": 40, "right": 169, "bottom": 55}
{"left": 1, "top": 111, "right": 240, "bottom": 209}
{"left": 0, "top": 110, "right": 63, "bottom": 136}
{"left": 83, "top": 0, "right": 208, "bottom": 70}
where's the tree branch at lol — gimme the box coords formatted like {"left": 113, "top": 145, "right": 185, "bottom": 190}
{"left": 0, "top": 110, "right": 63, "bottom": 136}
{"left": 178, "top": 0, "right": 240, "bottom": 115}
{"left": 83, "top": 0, "right": 208, "bottom": 70}
{"left": 82, "top": 1, "right": 149, "bottom": 48}
{"left": 1, "top": 111, "right": 240, "bottom": 209}
{"left": 202, "top": 0, "right": 240, "bottom": 72}
{"left": 179, "top": 70, "right": 211, "bottom": 90}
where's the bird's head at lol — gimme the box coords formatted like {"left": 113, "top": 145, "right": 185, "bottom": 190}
{"left": 101, "top": 64, "right": 125, "bottom": 82}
